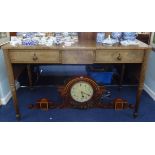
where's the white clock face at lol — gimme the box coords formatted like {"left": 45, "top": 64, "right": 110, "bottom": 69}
{"left": 70, "top": 81, "right": 94, "bottom": 103}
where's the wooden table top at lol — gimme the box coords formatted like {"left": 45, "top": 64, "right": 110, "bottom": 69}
{"left": 1, "top": 40, "right": 151, "bottom": 50}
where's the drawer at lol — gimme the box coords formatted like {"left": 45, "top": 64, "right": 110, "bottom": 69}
{"left": 62, "top": 50, "right": 94, "bottom": 64}
{"left": 9, "top": 50, "right": 60, "bottom": 63}
{"left": 95, "top": 50, "right": 144, "bottom": 63}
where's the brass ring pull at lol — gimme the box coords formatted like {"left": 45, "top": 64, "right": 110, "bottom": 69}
{"left": 33, "top": 53, "right": 38, "bottom": 61}
{"left": 117, "top": 53, "right": 122, "bottom": 61}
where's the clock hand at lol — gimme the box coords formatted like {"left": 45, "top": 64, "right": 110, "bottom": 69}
{"left": 81, "top": 91, "right": 91, "bottom": 96}
{"left": 80, "top": 91, "right": 84, "bottom": 98}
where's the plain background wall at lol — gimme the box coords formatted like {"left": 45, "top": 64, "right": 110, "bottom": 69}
{"left": 144, "top": 51, "right": 155, "bottom": 100}
{"left": 0, "top": 49, "right": 10, "bottom": 99}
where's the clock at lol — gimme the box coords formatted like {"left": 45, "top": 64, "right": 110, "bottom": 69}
{"left": 28, "top": 76, "right": 134, "bottom": 111}
{"left": 58, "top": 76, "right": 105, "bottom": 108}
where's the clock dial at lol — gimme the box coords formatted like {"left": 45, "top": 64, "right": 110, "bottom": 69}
{"left": 70, "top": 81, "right": 94, "bottom": 103}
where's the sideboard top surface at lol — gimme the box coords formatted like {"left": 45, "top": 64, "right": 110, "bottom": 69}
{"left": 1, "top": 40, "right": 151, "bottom": 50}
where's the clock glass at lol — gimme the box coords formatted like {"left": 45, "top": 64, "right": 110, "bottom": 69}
{"left": 70, "top": 81, "right": 94, "bottom": 103}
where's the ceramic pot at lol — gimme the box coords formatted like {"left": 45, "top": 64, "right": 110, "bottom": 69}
{"left": 111, "top": 32, "right": 122, "bottom": 40}
{"left": 122, "top": 32, "right": 138, "bottom": 40}
{"left": 96, "top": 32, "right": 105, "bottom": 43}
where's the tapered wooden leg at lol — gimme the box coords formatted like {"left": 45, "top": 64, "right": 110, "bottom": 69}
{"left": 134, "top": 51, "right": 150, "bottom": 118}
{"left": 11, "top": 84, "right": 21, "bottom": 120}
{"left": 3, "top": 50, "right": 21, "bottom": 120}
{"left": 27, "top": 64, "right": 32, "bottom": 88}
{"left": 119, "top": 64, "right": 125, "bottom": 89}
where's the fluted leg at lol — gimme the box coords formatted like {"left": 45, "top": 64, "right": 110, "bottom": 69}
{"left": 27, "top": 64, "right": 32, "bottom": 88}
{"left": 119, "top": 64, "right": 125, "bottom": 89}
{"left": 134, "top": 51, "right": 150, "bottom": 118}
{"left": 3, "top": 49, "right": 21, "bottom": 120}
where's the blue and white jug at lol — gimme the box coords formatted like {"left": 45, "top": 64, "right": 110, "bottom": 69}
{"left": 96, "top": 32, "right": 105, "bottom": 43}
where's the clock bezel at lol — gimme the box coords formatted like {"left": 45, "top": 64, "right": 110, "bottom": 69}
{"left": 70, "top": 80, "right": 94, "bottom": 103}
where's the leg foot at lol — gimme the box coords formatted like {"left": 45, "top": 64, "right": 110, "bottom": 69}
{"left": 16, "top": 114, "right": 21, "bottom": 121}
{"left": 133, "top": 112, "right": 138, "bottom": 118}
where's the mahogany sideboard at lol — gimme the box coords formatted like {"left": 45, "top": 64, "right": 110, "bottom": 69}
{"left": 1, "top": 40, "right": 151, "bottom": 120}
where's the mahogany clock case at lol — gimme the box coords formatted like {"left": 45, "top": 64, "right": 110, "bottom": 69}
{"left": 58, "top": 76, "right": 105, "bottom": 108}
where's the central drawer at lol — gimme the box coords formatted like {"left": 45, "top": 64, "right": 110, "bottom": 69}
{"left": 9, "top": 50, "right": 60, "bottom": 63}
{"left": 95, "top": 50, "right": 144, "bottom": 63}
{"left": 62, "top": 50, "right": 94, "bottom": 64}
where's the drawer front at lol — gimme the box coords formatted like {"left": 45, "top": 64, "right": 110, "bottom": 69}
{"left": 9, "top": 50, "right": 60, "bottom": 63}
{"left": 62, "top": 50, "right": 94, "bottom": 64}
{"left": 95, "top": 50, "right": 144, "bottom": 63}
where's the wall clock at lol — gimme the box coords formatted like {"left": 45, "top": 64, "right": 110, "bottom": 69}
{"left": 58, "top": 76, "right": 105, "bottom": 108}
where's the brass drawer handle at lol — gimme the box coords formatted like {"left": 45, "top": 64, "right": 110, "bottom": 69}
{"left": 117, "top": 53, "right": 122, "bottom": 61}
{"left": 33, "top": 53, "right": 38, "bottom": 61}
